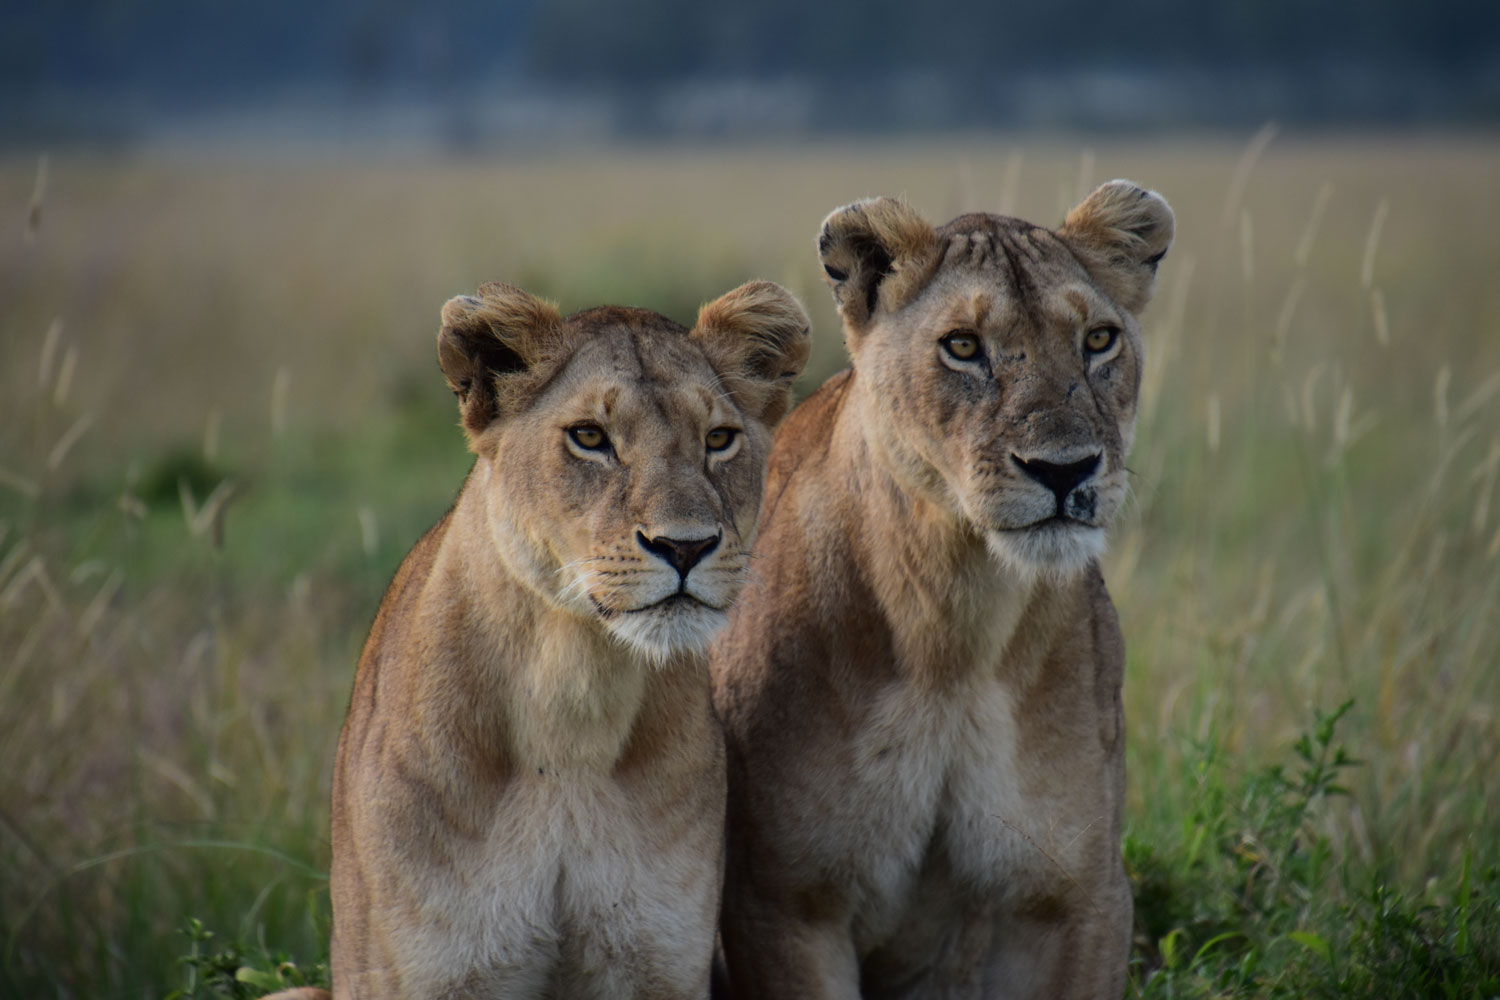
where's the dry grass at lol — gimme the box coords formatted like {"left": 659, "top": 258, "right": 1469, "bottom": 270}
{"left": 1, "top": 132, "right": 1498, "bottom": 996}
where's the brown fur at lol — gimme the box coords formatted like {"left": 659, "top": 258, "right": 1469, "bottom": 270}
{"left": 712, "top": 181, "right": 1173, "bottom": 998}
{"left": 330, "top": 281, "right": 808, "bottom": 998}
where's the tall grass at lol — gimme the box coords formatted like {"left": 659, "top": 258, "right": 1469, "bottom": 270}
{"left": 1, "top": 134, "right": 1498, "bottom": 997}
{"left": 1107, "top": 135, "right": 1500, "bottom": 994}
{"left": 0, "top": 339, "right": 343, "bottom": 995}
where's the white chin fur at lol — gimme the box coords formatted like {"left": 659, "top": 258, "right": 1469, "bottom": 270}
{"left": 985, "top": 522, "right": 1106, "bottom": 580}
{"left": 603, "top": 602, "right": 728, "bottom": 666}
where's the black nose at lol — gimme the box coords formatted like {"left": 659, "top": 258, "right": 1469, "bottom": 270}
{"left": 637, "top": 531, "right": 721, "bottom": 579}
{"left": 1012, "top": 453, "right": 1101, "bottom": 501}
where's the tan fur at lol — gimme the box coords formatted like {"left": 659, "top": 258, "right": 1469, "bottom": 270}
{"left": 712, "top": 181, "right": 1173, "bottom": 998}
{"left": 330, "top": 281, "right": 809, "bottom": 998}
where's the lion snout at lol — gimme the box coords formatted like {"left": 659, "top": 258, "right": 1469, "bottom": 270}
{"left": 1010, "top": 452, "right": 1102, "bottom": 508}
{"left": 1064, "top": 486, "right": 1099, "bottom": 521}
{"left": 635, "top": 528, "right": 723, "bottom": 583}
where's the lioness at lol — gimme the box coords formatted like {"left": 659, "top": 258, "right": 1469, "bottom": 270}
{"left": 330, "top": 280, "right": 810, "bottom": 998}
{"left": 712, "top": 181, "right": 1173, "bottom": 998}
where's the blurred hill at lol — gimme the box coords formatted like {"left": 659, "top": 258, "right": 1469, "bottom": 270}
{"left": 4, "top": 0, "right": 1498, "bottom": 145}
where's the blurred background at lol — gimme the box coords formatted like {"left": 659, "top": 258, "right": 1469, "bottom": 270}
{"left": 2, "top": 3, "right": 1499, "bottom": 998}
{"left": 4, "top": 0, "right": 1500, "bottom": 145}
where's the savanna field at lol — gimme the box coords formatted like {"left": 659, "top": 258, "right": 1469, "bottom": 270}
{"left": 1, "top": 132, "right": 1498, "bottom": 997}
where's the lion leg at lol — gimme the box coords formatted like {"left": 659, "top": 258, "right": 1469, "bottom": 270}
{"left": 719, "top": 897, "right": 860, "bottom": 1000}
{"left": 981, "top": 881, "right": 1132, "bottom": 1000}
{"left": 553, "top": 926, "right": 716, "bottom": 1000}
{"left": 859, "top": 903, "right": 993, "bottom": 1000}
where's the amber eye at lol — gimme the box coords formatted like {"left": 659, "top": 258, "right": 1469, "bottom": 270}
{"left": 568, "top": 424, "right": 609, "bottom": 451}
{"left": 706, "top": 427, "right": 737, "bottom": 452}
{"left": 941, "top": 331, "right": 982, "bottom": 361}
{"left": 1084, "top": 327, "right": 1119, "bottom": 354}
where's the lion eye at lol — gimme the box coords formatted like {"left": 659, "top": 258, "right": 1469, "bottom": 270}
{"left": 941, "top": 331, "right": 982, "bottom": 361}
{"left": 568, "top": 424, "right": 609, "bottom": 451}
{"left": 1084, "top": 327, "right": 1119, "bottom": 355}
{"left": 706, "top": 427, "right": 737, "bottom": 452}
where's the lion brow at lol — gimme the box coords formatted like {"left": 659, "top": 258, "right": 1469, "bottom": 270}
{"left": 969, "top": 292, "right": 992, "bottom": 329}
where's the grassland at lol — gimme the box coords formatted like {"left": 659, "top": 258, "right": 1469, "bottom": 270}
{"left": 1, "top": 131, "right": 1498, "bottom": 997}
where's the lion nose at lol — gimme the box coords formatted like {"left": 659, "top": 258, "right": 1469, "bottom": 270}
{"left": 1012, "top": 453, "right": 1101, "bottom": 502}
{"left": 637, "top": 531, "right": 721, "bottom": 580}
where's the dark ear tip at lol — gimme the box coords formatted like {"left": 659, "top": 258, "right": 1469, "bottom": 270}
{"left": 823, "top": 264, "right": 849, "bottom": 282}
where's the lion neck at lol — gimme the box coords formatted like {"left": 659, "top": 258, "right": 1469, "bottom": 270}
{"left": 832, "top": 374, "right": 1046, "bottom": 687}
{"left": 414, "top": 467, "right": 696, "bottom": 773}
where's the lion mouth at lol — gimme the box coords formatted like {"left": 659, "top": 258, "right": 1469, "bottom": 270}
{"left": 588, "top": 592, "right": 726, "bottom": 619}
{"left": 630, "top": 593, "right": 723, "bottom": 614}
{"left": 983, "top": 516, "right": 1107, "bottom": 578}
{"left": 601, "top": 591, "right": 732, "bottom": 663}
{"left": 1000, "top": 514, "right": 1096, "bottom": 532}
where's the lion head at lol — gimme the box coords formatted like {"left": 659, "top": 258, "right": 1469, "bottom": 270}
{"left": 816, "top": 179, "right": 1174, "bottom": 576}
{"left": 437, "top": 280, "right": 809, "bottom": 661}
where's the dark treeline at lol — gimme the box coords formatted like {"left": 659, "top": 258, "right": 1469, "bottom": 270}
{"left": 5, "top": 0, "right": 1498, "bottom": 136}
{"left": 527, "top": 0, "right": 1489, "bottom": 83}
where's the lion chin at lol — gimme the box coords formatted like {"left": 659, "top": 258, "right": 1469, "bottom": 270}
{"left": 604, "top": 598, "right": 729, "bottom": 665}
{"left": 984, "top": 520, "right": 1107, "bottom": 580}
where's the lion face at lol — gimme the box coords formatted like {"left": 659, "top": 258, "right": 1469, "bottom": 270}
{"left": 438, "top": 282, "right": 809, "bottom": 661}
{"left": 818, "top": 181, "right": 1174, "bottom": 577}
{"left": 483, "top": 322, "right": 771, "bottom": 661}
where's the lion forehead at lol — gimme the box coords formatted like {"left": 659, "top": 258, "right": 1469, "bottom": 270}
{"left": 535, "top": 324, "right": 718, "bottom": 407}
{"left": 920, "top": 219, "right": 1114, "bottom": 327}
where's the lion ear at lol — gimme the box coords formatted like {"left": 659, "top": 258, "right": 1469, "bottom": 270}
{"left": 437, "top": 282, "right": 565, "bottom": 436}
{"left": 1058, "top": 180, "right": 1175, "bottom": 314}
{"left": 816, "top": 196, "right": 940, "bottom": 335}
{"left": 691, "top": 280, "right": 811, "bottom": 427}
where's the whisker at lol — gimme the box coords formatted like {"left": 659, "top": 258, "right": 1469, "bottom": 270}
{"left": 554, "top": 556, "right": 605, "bottom": 574}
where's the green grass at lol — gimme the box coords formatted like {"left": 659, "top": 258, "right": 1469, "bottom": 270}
{"left": 2, "top": 133, "right": 1499, "bottom": 997}
{"left": 1125, "top": 704, "right": 1500, "bottom": 997}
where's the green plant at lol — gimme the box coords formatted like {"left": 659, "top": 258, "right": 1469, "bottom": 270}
{"left": 168, "top": 917, "right": 328, "bottom": 1000}
{"left": 1127, "top": 705, "right": 1500, "bottom": 998}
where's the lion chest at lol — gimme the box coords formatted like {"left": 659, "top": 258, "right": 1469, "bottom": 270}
{"left": 812, "top": 675, "right": 1099, "bottom": 952}
{"left": 382, "top": 770, "right": 720, "bottom": 996}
